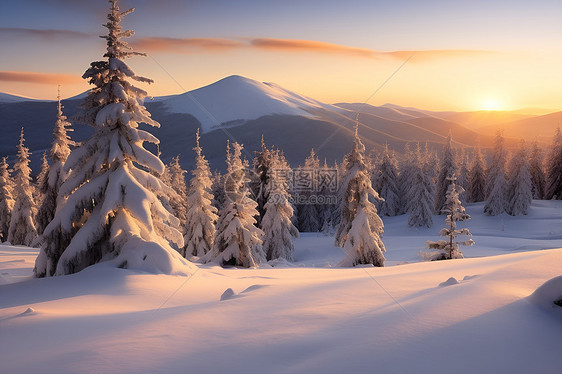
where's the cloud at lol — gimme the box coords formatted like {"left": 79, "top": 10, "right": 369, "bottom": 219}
{"left": 0, "top": 27, "right": 90, "bottom": 40}
{"left": 0, "top": 71, "right": 82, "bottom": 85}
{"left": 131, "top": 37, "right": 244, "bottom": 53}
{"left": 250, "top": 38, "right": 377, "bottom": 58}
{"left": 251, "top": 38, "right": 492, "bottom": 61}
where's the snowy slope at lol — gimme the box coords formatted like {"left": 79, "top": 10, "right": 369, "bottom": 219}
{"left": 155, "top": 75, "right": 335, "bottom": 133}
{"left": 0, "top": 92, "right": 41, "bottom": 103}
{"left": 1, "top": 201, "right": 562, "bottom": 374}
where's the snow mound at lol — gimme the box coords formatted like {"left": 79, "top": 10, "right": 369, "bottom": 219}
{"left": 528, "top": 275, "right": 562, "bottom": 313}
{"left": 220, "top": 288, "right": 237, "bottom": 301}
{"left": 439, "top": 277, "right": 459, "bottom": 287}
{"left": 159, "top": 75, "right": 331, "bottom": 133}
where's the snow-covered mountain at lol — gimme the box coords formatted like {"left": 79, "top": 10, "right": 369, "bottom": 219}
{"left": 0, "top": 92, "right": 42, "bottom": 104}
{"left": 149, "top": 75, "right": 334, "bottom": 133}
{"left": 0, "top": 75, "right": 537, "bottom": 173}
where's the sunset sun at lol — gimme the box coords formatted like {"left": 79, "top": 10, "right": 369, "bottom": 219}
{"left": 481, "top": 98, "right": 504, "bottom": 111}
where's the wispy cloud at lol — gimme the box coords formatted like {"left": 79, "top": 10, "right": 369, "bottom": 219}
{"left": 0, "top": 27, "right": 90, "bottom": 40}
{"left": 0, "top": 71, "right": 83, "bottom": 85}
{"left": 131, "top": 37, "right": 244, "bottom": 53}
{"left": 131, "top": 36, "right": 491, "bottom": 62}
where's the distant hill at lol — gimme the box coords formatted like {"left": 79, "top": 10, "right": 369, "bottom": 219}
{"left": 477, "top": 111, "right": 562, "bottom": 143}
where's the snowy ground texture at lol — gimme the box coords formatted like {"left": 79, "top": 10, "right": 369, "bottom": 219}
{"left": 1, "top": 201, "right": 562, "bottom": 374}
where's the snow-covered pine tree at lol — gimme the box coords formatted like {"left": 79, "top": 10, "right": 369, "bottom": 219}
{"left": 376, "top": 145, "right": 401, "bottom": 217}
{"left": 35, "top": 152, "right": 49, "bottom": 205}
{"left": 8, "top": 128, "right": 38, "bottom": 246}
{"left": 529, "top": 141, "right": 546, "bottom": 200}
{"left": 456, "top": 150, "right": 469, "bottom": 204}
{"left": 398, "top": 143, "right": 416, "bottom": 214}
{"left": 424, "top": 177, "right": 473, "bottom": 260}
{"left": 297, "top": 149, "right": 321, "bottom": 232}
{"left": 435, "top": 134, "right": 457, "bottom": 214}
{"left": 0, "top": 157, "right": 14, "bottom": 241}
{"left": 484, "top": 131, "right": 508, "bottom": 215}
{"left": 205, "top": 142, "right": 265, "bottom": 267}
{"left": 34, "top": 0, "right": 188, "bottom": 277}
{"left": 35, "top": 90, "right": 75, "bottom": 235}
{"left": 407, "top": 144, "right": 435, "bottom": 228}
{"left": 467, "top": 146, "right": 487, "bottom": 202}
{"left": 262, "top": 150, "right": 299, "bottom": 261}
{"left": 164, "top": 155, "right": 188, "bottom": 229}
{"left": 253, "top": 135, "right": 272, "bottom": 226}
{"left": 182, "top": 129, "right": 218, "bottom": 258}
{"left": 506, "top": 143, "right": 533, "bottom": 216}
{"left": 211, "top": 171, "right": 226, "bottom": 212}
{"left": 335, "top": 126, "right": 386, "bottom": 267}
{"left": 545, "top": 127, "right": 562, "bottom": 199}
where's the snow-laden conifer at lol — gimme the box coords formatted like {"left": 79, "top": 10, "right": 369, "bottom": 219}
{"left": 297, "top": 149, "right": 321, "bottom": 232}
{"left": 484, "top": 131, "right": 507, "bottom": 215}
{"left": 34, "top": 0, "right": 189, "bottom": 277}
{"left": 211, "top": 171, "right": 226, "bottom": 212}
{"left": 467, "top": 147, "right": 487, "bottom": 202}
{"left": 253, "top": 135, "right": 272, "bottom": 226}
{"left": 424, "top": 178, "right": 473, "bottom": 260}
{"left": 262, "top": 151, "right": 299, "bottom": 261}
{"left": 36, "top": 90, "right": 74, "bottom": 235}
{"left": 335, "top": 126, "right": 386, "bottom": 267}
{"left": 398, "top": 143, "right": 416, "bottom": 214}
{"left": 182, "top": 129, "right": 217, "bottom": 257}
{"left": 376, "top": 145, "right": 401, "bottom": 217}
{"left": 205, "top": 142, "right": 265, "bottom": 267}
{"left": 545, "top": 127, "right": 562, "bottom": 199}
{"left": 8, "top": 128, "right": 38, "bottom": 246}
{"left": 435, "top": 134, "right": 457, "bottom": 214}
{"left": 163, "top": 155, "right": 188, "bottom": 229}
{"left": 529, "top": 141, "right": 546, "bottom": 200}
{"left": 0, "top": 157, "right": 14, "bottom": 241}
{"left": 407, "top": 144, "right": 435, "bottom": 228}
{"left": 507, "top": 143, "right": 533, "bottom": 216}
{"left": 456, "top": 151, "right": 469, "bottom": 203}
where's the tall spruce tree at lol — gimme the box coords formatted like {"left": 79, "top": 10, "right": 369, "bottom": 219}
{"left": 335, "top": 126, "right": 386, "bottom": 267}
{"left": 0, "top": 157, "right": 15, "bottom": 241}
{"left": 297, "top": 149, "right": 321, "bottom": 232}
{"left": 163, "top": 155, "right": 188, "bottom": 230}
{"left": 36, "top": 90, "right": 74, "bottom": 235}
{"left": 34, "top": 0, "right": 188, "bottom": 277}
{"left": 424, "top": 178, "right": 473, "bottom": 260}
{"left": 484, "top": 131, "right": 508, "bottom": 215}
{"left": 435, "top": 134, "right": 457, "bottom": 214}
{"left": 183, "top": 129, "right": 218, "bottom": 257}
{"left": 467, "top": 146, "right": 487, "bottom": 202}
{"left": 545, "top": 127, "right": 562, "bottom": 199}
{"left": 205, "top": 142, "right": 265, "bottom": 267}
{"left": 262, "top": 151, "right": 299, "bottom": 261}
{"left": 8, "top": 128, "right": 38, "bottom": 246}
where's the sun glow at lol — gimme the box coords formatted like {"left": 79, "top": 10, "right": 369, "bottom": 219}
{"left": 481, "top": 98, "right": 504, "bottom": 111}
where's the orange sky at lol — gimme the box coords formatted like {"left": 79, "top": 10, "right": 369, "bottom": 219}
{"left": 1, "top": 0, "right": 561, "bottom": 113}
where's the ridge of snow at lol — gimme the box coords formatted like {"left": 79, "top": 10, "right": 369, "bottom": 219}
{"left": 0, "top": 92, "right": 42, "bottom": 103}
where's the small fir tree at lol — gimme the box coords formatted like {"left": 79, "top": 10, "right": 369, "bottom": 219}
{"left": 529, "top": 141, "right": 546, "bottom": 200}
{"left": 36, "top": 90, "right": 75, "bottom": 235}
{"left": 376, "top": 145, "right": 401, "bottom": 217}
{"left": 484, "top": 131, "right": 508, "bottom": 215}
{"left": 182, "top": 129, "right": 218, "bottom": 257}
{"left": 8, "top": 128, "right": 38, "bottom": 246}
{"left": 407, "top": 144, "right": 435, "bottom": 228}
{"left": 253, "top": 135, "right": 272, "bottom": 226}
{"left": 335, "top": 126, "right": 386, "bottom": 267}
{"left": 506, "top": 143, "right": 533, "bottom": 216}
{"left": 467, "top": 147, "right": 487, "bottom": 202}
{"left": 205, "top": 142, "right": 265, "bottom": 267}
{"left": 435, "top": 134, "right": 457, "bottom": 214}
{"left": 545, "top": 127, "right": 562, "bottom": 199}
{"left": 297, "top": 149, "right": 321, "bottom": 232}
{"left": 424, "top": 178, "right": 473, "bottom": 260}
{"left": 262, "top": 151, "right": 299, "bottom": 261}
